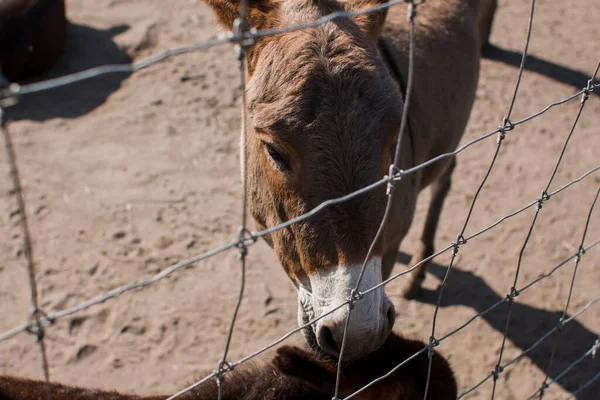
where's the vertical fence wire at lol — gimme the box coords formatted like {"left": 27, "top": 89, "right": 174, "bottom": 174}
{"left": 488, "top": 62, "right": 598, "bottom": 400}
{"left": 0, "top": 107, "right": 52, "bottom": 400}
{"left": 333, "top": 2, "right": 419, "bottom": 398}
{"left": 215, "top": 1, "right": 252, "bottom": 398}
{"left": 423, "top": 1, "right": 537, "bottom": 398}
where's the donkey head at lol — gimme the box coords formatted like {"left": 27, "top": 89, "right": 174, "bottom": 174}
{"left": 203, "top": 0, "right": 403, "bottom": 360}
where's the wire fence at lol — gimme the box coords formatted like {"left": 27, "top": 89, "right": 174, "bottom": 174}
{"left": 1, "top": 0, "right": 599, "bottom": 399}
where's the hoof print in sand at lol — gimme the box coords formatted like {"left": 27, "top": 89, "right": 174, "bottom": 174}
{"left": 73, "top": 345, "right": 98, "bottom": 362}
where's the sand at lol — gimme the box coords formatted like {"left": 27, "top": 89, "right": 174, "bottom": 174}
{"left": 1, "top": 0, "right": 599, "bottom": 399}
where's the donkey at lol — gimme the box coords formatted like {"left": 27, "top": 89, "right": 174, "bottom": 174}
{"left": 202, "top": 0, "right": 497, "bottom": 360}
{"left": 0, "top": 332, "right": 457, "bottom": 400}
{"left": 0, "top": 0, "right": 67, "bottom": 82}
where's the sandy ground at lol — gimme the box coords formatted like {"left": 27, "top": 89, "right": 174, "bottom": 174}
{"left": 1, "top": 0, "right": 599, "bottom": 399}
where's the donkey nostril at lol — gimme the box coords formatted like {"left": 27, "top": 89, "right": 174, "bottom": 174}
{"left": 317, "top": 326, "right": 340, "bottom": 356}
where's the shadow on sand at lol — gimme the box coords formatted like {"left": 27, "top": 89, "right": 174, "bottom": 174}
{"left": 397, "top": 251, "right": 599, "bottom": 399}
{"left": 6, "top": 22, "right": 132, "bottom": 121}
{"left": 482, "top": 44, "right": 598, "bottom": 95}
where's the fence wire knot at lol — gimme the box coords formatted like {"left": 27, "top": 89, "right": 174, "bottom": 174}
{"left": 236, "top": 227, "right": 256, "bottom": 259}
{"left": 214, "top": 359, "right": 234, "bottom": 388}
{"left": 507, "top": 287, "right": 520, "bottom": 305}
{"left": 232, "top": 18, "right": 253, "bottom": 64}
{"left": 25, "top": 308, "right": 52, "bottom": 342}
{"left": 492, "top": 365, "right": 504, "bottom": 381}
{"left": 428, "top": 336, "right": 440, "bottom": 357}
{"left": 347, "top": 290, "right": 362, "bottom": 311}
{"left": 497, "top": 117, "right": 514, "bottom": 144}
{"left": 581, "top": 91, "right": 589, "bottom": 103}
{"left": 574, "top": 245, "right": 586, "bottom": 263}
{"left": 451, "top": 235, "right": 466, "bottom": 255}
{"left": 585, "top": 78, "right": 596, "bottom": 93}
{"left": 581, "top": 79, "right": 595, "bottom": 103}
{"left": 592, "top": 338, "right": 599, "bottom": 358}
{"left": 350, "top": 289, "right": 363, "bottom": 303}
{"left": 386, "top": 164, "right": 403, "bottom": 195}
{"left": 536, "top": 191, "right": 550, "bottom": 211}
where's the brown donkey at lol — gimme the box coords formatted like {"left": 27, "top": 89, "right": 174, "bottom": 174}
{"left": 201, "top": 0, "right": 497, "bottom": 360}
{"left": 0, "top": 332, "right": 457, "bottom": 400}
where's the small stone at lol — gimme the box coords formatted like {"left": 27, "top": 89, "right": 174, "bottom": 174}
{"left": 113, "top": 231, "right": 126, "bottom": 240}
{"left": 88, "top": 263, "right": 99, "bottom": 276}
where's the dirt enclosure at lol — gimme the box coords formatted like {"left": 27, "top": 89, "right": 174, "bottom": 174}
{"left": 1, "top": 0, "right": 599, "bottom": 399}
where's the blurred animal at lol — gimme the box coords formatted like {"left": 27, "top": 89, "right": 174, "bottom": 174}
{"left": 0, "top": 332, "right": 457, "bottom": 399}
{"left": 0, "top": 0, "right": 67, "bottom": 82}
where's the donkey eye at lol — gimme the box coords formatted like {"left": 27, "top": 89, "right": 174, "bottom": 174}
{"left": 263, "top": 142, "right": 291, "bottom": 172}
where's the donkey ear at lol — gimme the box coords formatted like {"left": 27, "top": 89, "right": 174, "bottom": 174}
{"left": 202, "top": 0, "right": 277, "bottom": 31}
{"left": 349, "top": 0, "right": 390, "bottom": 43}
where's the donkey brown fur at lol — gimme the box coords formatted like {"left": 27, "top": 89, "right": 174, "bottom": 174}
{"left": 200, "top": 0, "right": 498, "bottom": 360}
{"left": 0, "top": 0, "right": 67, "bottom": 82}
{"left": 0, "top": 333, "right": 456, "bottom": 400}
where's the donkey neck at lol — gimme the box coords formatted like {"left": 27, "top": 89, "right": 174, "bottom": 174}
{"left": 377, "top": 36, "right": 415, "bottom": 170}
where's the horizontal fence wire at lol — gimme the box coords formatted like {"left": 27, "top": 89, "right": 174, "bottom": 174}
{"left": 0, "top": 0, "right": 599, "bottom": 399}
{"left": 1, "top": 89, "right": 596, "bottom": 345}
{"left": 168, "top": 169, "right": 600, "bottom": 400}
{"left": 0, "top": 0, "right": 410, "bottom": 102}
